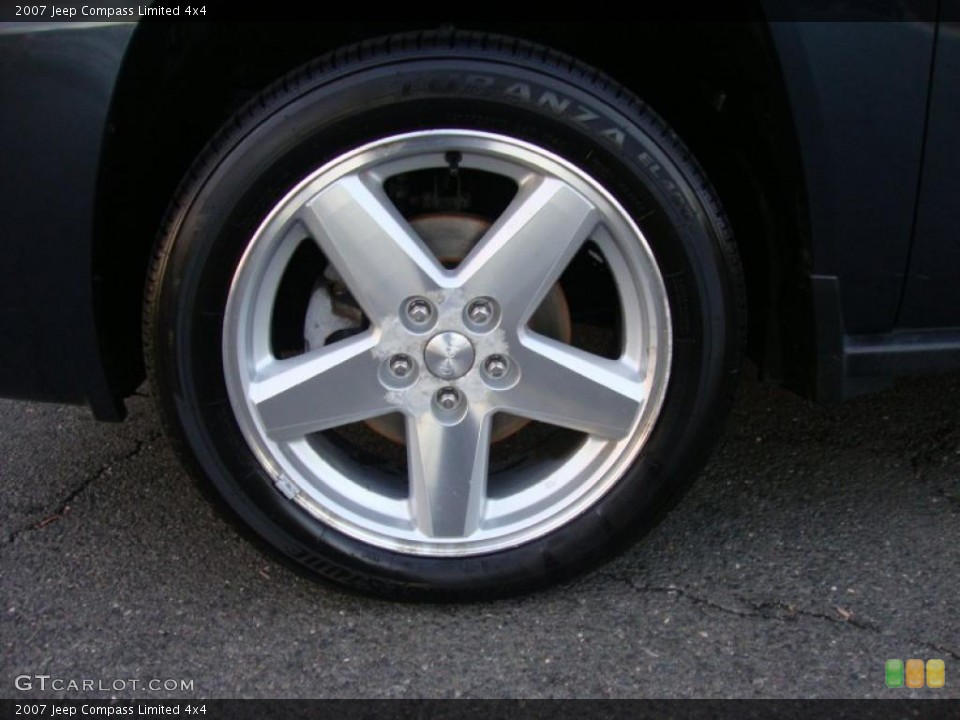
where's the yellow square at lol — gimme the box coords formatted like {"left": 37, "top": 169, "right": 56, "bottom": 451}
{"left": 906, "top": 659, "right": 925, "bottom": 688}
{"left": 926, "top": 659, "right": 945, "bottom": 688}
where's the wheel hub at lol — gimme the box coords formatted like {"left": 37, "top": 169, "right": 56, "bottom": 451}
{"left": 305, "top": 212, "right": 573, "bottom": 444}
{"left": 423, "top": 331, "right": 475, "bottom": 380}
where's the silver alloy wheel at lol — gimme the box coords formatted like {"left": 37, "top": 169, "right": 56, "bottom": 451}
{"left": 222, "top": 130, "right": 671, "bottom": 556}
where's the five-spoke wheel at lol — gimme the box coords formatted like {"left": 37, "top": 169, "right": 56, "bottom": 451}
{"left": 223, "top": 131, "right": 671, "bottom": 553}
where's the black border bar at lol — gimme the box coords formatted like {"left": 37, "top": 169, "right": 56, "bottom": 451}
{"left": 0, "top": 0, "right": 955, "bottom": 24}
{"left": 3, "top": 699, "right": 960, "bottom": 720}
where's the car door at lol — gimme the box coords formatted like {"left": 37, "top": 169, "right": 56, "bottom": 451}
{"left": 897, "top": 12, "right": 960, "bottom": 329}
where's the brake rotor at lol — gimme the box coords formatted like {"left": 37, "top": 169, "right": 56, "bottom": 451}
{"left": 305, "top": 212, "right": 573, "bottom": 444}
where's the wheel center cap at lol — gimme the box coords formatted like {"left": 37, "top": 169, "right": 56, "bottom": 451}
{"left": 424, "top": 332, "right": 475, "bottom": 380}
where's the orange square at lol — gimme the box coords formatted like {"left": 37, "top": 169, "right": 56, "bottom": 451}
{"left": 905, "top": 659, "right": 925, "bottom": 688}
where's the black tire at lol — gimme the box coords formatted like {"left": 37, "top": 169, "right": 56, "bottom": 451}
{"left": 144, "top": 30, "right": 745, "bottom": 600}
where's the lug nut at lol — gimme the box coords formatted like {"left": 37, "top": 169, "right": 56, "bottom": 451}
{"left": 406, "top": 298, "right": 433, "bottom": 324}
{"left": 388, "top": 354, "right": 413, "bottom": 378}
{"left": 466, "top": 298, "right": 494, "bottom": 325}
{"left": 483, "top": 355, "right": 509, "bottom": 379}
{"left": 436, "top": 387, "right": 462, "bottom": 411}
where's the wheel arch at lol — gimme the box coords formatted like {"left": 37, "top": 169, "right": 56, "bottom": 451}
{"left": 92, "top": 20, "right": 812, "bottom": 408}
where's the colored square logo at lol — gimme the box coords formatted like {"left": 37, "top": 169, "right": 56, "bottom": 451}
{"left": 926, "top": 659, "right": 945, "bottom": 688}
{"left": 885, "top": 659, "right": 904, "bottom": 688}
{"left": 906, "top": 659, "right": 925, "bottom": 688}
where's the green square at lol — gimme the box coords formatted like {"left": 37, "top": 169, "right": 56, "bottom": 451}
{"left": 886, "top": 659, "right": 904, "bottom": 688}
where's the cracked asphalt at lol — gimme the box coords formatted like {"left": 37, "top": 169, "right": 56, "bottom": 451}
{"left": 2, "top": 369, "right": 958, "bottom": 699}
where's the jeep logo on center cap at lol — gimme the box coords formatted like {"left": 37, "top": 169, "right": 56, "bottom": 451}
{"left": 423, "top": 332, "right": 475, "bottom": 380}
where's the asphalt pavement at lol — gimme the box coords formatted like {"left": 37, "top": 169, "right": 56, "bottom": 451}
{"left": 2, "top": 369, "right": 958, "bottom": 699}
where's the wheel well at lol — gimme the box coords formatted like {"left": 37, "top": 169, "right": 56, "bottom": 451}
{"left": 93, "top": 21, "right": 809, "bottom": 400}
